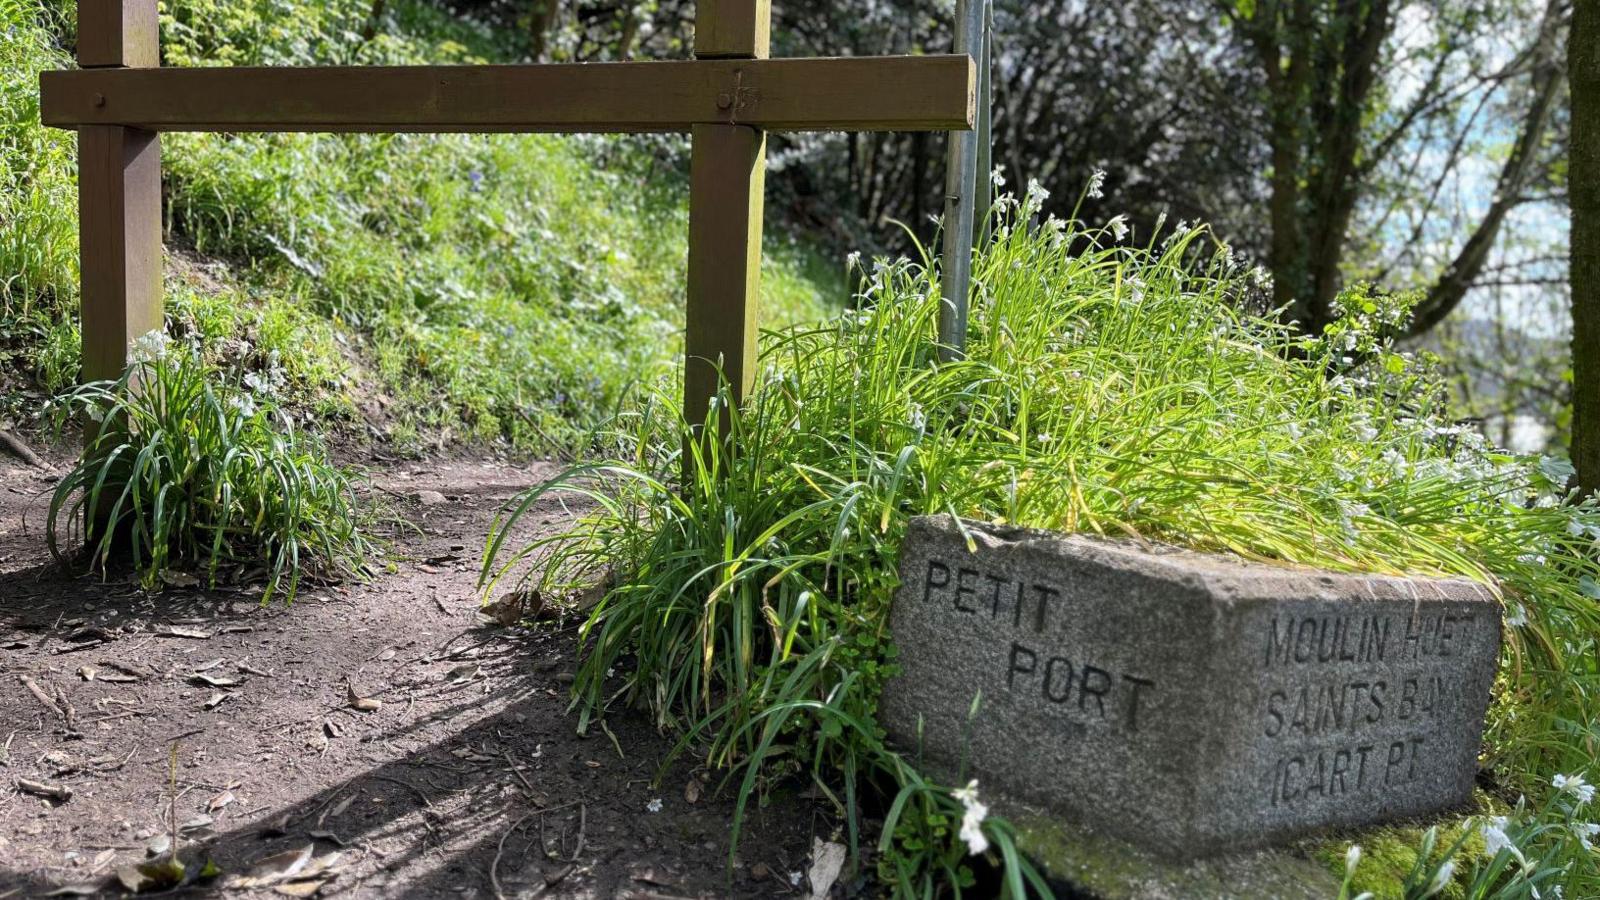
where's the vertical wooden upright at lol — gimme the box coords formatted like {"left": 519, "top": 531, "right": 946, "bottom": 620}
{"left": 77, "top": 0, "right": 163, "bottom": 384}
{"left": 684, "top": 0, "right": 769, "bottom": 434}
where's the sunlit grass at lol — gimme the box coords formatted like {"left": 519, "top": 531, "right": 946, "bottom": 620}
{"left": 1, "top": 0, "right": 841, "bottom": 452}
{"left": 485, "top": 198, "right": 1600, "bottom": 894}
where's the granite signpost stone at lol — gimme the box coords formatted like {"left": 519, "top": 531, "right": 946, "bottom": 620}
{"left": 880, "top": 516, "right": 1501, "bottom": 859}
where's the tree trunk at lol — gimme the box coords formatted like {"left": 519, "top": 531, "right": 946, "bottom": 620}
{"left": 530, "top": 1, "right": 560, "bottom": 62}
{"left": 361, "top": 0, "right": 386, "bottom": 40}
{"left": 1573, "top": 0, "right": 1600, "bottom": 494}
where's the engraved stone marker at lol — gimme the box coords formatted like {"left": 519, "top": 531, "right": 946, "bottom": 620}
{"left": 880, "top": 516, "right": 1501, "bottom": 858}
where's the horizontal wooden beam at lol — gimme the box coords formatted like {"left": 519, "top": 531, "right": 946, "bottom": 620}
{"left": 41, "top": 56, "right": 973, "bottom": 134}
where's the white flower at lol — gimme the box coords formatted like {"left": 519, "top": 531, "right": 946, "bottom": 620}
{"left": 1126, "top": 275, "right": 1145, "bottom": 304}
{"left": 1024, "top": 178, "right": 1051, "bottom": 210}
{"left": 1504, "top": 604, "right": 1528, "bottom": 628}
{"left": 951, "top": 780, "right": 990, "bottom": 856}
{"left": 244, "top": 371, "right": 274, "bottom": 395}
{"left": 1574, "top": 822, "right": 1599, "bottom": 850}
{"left": 1344, "top": 844, "right": 1361, "bottom": 877}
{"left": 227, "top": 394, "right": 257, "bottom": 418}
{"left": 1555, "top": 773, "right": 1596, "bottom": 806}
{"left": 1481, "top": 816, "right": 1515, "bottom": 858}
{"left": 1381, "top": 449, "right": 1408, "bottom": 475}
{"left": 845, "top": 250, "right": 862, "bottom": 271}
{"left": 991, "top": 165, "right": 1006, "bottom": 189}
{"left": 1086, "top": 168, "right": 1106, "bottom": 199}
{"left": 788, "top": 871, "right": 803, "bottom": 887}
{"left": 1106, "top": 215, "right": 1129, "bottom": 242}
{"left": 129, "top": 329, "right": 171, "bottom": 365}
{"left": 1423, "top": 859, "right": 1454, "bottom": 897}
{"left": 646, "top": 798, "right": 662, "bottom": 813}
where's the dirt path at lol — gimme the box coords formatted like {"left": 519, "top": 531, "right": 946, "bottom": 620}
{"left": 0, "top": 455, "right": 825, "bottom": 898}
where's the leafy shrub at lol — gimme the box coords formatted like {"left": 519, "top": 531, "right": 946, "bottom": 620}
{"left": 484, "top": 191, "right": 1599, "bottom": 893}
{"left": 0, "top": 0, "right": 81, "bottom": 401}
{"left": 48, "top": 331, "right": 374, "bottom": 603}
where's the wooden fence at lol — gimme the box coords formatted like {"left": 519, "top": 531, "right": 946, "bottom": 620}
{"left": 43, "top": 0, "right": 974, "bottom": 432}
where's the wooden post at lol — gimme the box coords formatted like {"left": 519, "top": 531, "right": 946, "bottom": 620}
{"left": 684, "top": 0, "right": 769, "bottom": 435}
{"left": 1573, "top": 0, "right": 1600, "bottom": 494}
{"left": 77, "top": 0, "right": 162, "bottom": 385}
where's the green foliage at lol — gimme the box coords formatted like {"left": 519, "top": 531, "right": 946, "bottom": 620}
{"left": 47, "top": 331, "right": 375, "bottom": 604}
{"left": 0, "top": 0, "right": 839, "bottom": 451}
{"left": 485, "top": 195, "right": 1599, "bottom": 893}
{"left": 0, "top": 0, "right": 80, "bottom": 403}
{"left": 1337, "top": 778, "right": 1597, "bottom": 898}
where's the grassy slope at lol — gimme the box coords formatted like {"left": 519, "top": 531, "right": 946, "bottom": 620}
{"left": 0, "top": 0, "right": 839, "bottom": 449}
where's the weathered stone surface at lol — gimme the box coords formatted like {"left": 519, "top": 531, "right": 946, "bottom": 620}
{"left": 879, "top": 516, "right": 1501, "bottom": 858}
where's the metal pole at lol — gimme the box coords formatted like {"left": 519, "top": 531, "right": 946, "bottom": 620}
{"left": 937, "top": 0, "right": 984, "bottom": 361}
{"left": 973, "top": 0, "right": 993, "bottom": 249}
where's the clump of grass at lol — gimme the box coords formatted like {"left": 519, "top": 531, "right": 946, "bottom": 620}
{"left": 485, "top": 189, "right": 1600, "bottom": 893}
{"left": 47, "top": 330, "right": 375, "bottom": 603}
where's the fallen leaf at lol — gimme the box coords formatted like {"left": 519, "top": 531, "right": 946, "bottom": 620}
{"left": 159, "top": 627, "right": 211, "bottom": 640}
{"left": 444, "top": 663, "right": 481, "bottom": 684}
{"left": 806, "top": 838, "right": 847, "bottom": 900}
{"left": 259, "top": 813, "right": 292, "bottom": 837}
{"left": 117, "top": 856, "right": 185, "bottom": 893}
{"left": 480, "top": 590, "right": 538, "bottom": 627}
{"left": 189, "top": 673, "right": 239, "bottom": 688}
{"left": 43, "top": 750, "right": 77, "bottom": 776}
{"left": 630, "top": 864, "right": 682, "bottom": 888}
{"left": 204, "top": 693, "right": 229, "bottom": 710}
{"left": 179, "top": 814, "right": 213, "bottom": 833}
{"left": 377, "top": 648, "right": 397, "bottom": 661}
{"left": 208, "top": 790, "right": 236, "bottom": 813}
{"left": 77, "top": 666, "right": 96, "bottom": 681}
{"left": 318, "top": 795, "right": 355, "bottom": 826}
{"left": 191, "top": 658, "right": 225, "bottom": 673}
{"left": 322, "top": 719, "right": 342, "bottom": 739}
{"left": 226, "top": 845, "right": 313, "bottom": 889}
{"left": 345, "top": 684, "right": 381, "bottom": 712}
{"left": 44, "top": 883, "right": 105, "bottom": 896}
{"left": 274, "top": 880, "right": 325, "bottom": 897}
{"left": 684, "top": 778, "right": 701, "bottom": 804}
{"left": 145, "top": 834, "right": 170, "bottom": 857}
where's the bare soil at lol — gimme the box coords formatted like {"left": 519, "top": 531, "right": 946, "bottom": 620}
{"left": 0, "top": 453, "right": 829, "bottom": 898}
